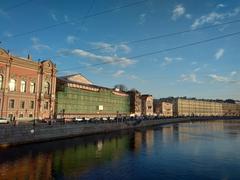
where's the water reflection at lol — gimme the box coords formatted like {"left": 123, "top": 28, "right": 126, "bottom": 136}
{"left": 1, "top": 120, "right": 240, "bottom": 179}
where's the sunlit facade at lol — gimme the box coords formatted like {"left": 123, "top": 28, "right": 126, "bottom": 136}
{"left": 161, "top": 98, "right": 223, "bottom": 116}
{"left": 0, "top": 48, "right": 56, "bottom": 120}
{"left": 153, "top": 100, "right": 173, "bottom": 117}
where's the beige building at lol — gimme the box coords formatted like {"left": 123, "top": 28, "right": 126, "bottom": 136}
{"left": 162, "top": 98, "right": 223, "bottom": 116}
{"left": 141, "top": 94, "right": 153, "bottom": 115}
{"left": 154, "top": 100, "right": 173, "bottom": 117}
{"left": 222, "top": 103, "right": 240, "bottom": 116}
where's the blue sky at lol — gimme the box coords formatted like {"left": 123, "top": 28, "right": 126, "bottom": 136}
{"left": 0, "top": 0, "right": 240, "bottom": 99}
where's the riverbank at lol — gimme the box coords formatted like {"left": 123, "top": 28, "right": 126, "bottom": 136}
{"left": 0, "top": 117, "right": 239, "bottom": 147}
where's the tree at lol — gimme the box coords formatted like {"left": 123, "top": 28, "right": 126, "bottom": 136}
{"left": 114, "top": 84, "right": 128, "bottom": 92}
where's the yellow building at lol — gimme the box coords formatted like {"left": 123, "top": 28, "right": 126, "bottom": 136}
{"left": 162, "top": 98, "right": 223, "bottom": 116}
{"left": 222, "top": 103, "right": 240, "bottom": 116}
{"left": 153, "top": 101, "right": 173, "bottom": 117}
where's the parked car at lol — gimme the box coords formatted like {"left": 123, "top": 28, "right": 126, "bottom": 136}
{"left": 0, "top": 118, "right": 9, "bottom": 124}
{"left": 73, "top": 117, "right": 84, "bottom": 122}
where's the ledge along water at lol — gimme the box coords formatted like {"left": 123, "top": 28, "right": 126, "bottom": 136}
{"left": 0, "top": 116, "right": 239, "bottom": 147}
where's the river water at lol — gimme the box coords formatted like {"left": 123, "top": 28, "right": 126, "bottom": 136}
{"left": 1, "top": 120, "right": 240, "bottom": 179}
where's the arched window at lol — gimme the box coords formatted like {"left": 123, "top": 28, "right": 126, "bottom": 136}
{"left": 30, "top": 82, "right": 35, "bottom": 93}
{"left": 44, "top": 82, "right": 50, "bottom": 95}
{"left": 20, "top": 80, "right": 26, "bottom": 92}
{"left": 0, "top": 75, "right": 3, "bottom": 90}
{"left": 9, "top": 79, "right": 16, "bottom": 91}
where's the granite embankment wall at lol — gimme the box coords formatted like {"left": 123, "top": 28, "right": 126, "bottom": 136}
{"left": 0, "top": 117, "right": 239, "bottom": 147}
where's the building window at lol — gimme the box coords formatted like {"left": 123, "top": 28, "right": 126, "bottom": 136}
{"left": 29, "top": 114, "right": 33, "bottom": 118}
{"left": 44, "top": 102, "right": 49, "bottom": 109}
{"left": 20, "top": 80, "right": 26, "bottom": 92}
{"left": 30, "top": 101, "right": 34, "bottom": 109}
{"left": 19, "top": 114, "right": 23, "bottom": 118}
{"left": 30, "top": 82, "right": 35, "bottom": 93}
{"left": 0, "top": 75, "right": 3, "bottom": 90}
{"left": 20, "top": 101, "right": 25, "bottom": 109}
{"left": 9, "top": 79, "right": 16, "bottom": 91}
{"left": 9, "top": 99, "right": 15, "bottom": 108}
{"left": 44, "top": 82, "right": 50, "bottom": 95}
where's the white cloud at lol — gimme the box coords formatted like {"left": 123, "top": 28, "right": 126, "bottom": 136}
{"left": 31, "top": 37, "right": 50, "bottom": 51}
{"left": 161, "top": 56, "right": 183, "bottom": 66}
{"left": 66, "top": 35, "right": 78, "bottom": 44}
{"left": 64, "top": 15, "right": 69, "bottom": 22}
{"left": 208, "top": 74, "right": 229, "bottom": 82}
{"left": 193, "top": 67, "right": 201, "bottom": 72}
{"left": 50, "top": 12, "right": 58, "bottom": 21}
{"left": 113, "top": 70, "right": 125, "bottom": 77}
{"left": 57, "top": 48, "right": 135, "bottom": 67}
{"left": 230, "top": 71, "right": 237, "bottom": 76}
{"left": 79, "top": 62, "right": 103, "bottom": 74}
{"left": 215, "top": 48, "right": 224, "bottom": 60}
{"left": 172, "top": 4, "right": 185, "bottom": 20}
{"left": 191, "top": 61, "right": 197, "bottom": 65}
{"left": 179, "top": 73, "right": 200, "bottom": 83}
{"left": 208, "top": 74, "right": 240, "bottom": 84}
{"left": 191, "top": 7, "right": 240, "bottom": 29}
{"left": 139, "top": 13, "right": 146, "bottom": 24}
{"left": 185, "top": 14, "right": 192, "bottom": 19}
{"left": 90, "top": 42, "right": 131, "bottom": 54}
{"left": 118, "top": 44, "right": 131, "bottom": 53}
{"left": 3, "top": 31, "right": 12, "bottom": 37}
{"left": 216, "top": 4, "right": 225, "bottom": 8}
{"left": 162, "top": 57, "right": 172, "bottom": 66}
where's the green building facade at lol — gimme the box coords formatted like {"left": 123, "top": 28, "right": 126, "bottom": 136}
{"left": 55, "top": 74, "right": 130, "bottom": 119}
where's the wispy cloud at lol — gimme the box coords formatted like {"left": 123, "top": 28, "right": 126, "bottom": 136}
{"left": 31, "top": 37, "right": 50, "bottom": 51}
{"left": 0, "top": 9, "right": 10, "bottom": 18}
{"left": 179, "top": 73, "right": 201, "bottom": 83}
{"left": 191, "top": 7, "right": 240, "bottom": 29}
{"left": 50, "top": 12, "right": 58, "bottom": 21}
{"left": 64, "top": 15, "right": 69, "bottom": 22}
{"left": 185, "top": 14, "right": 192, "bottom": 19}
{"left": 112, "top": 70, "right": 144, "bottom": 83}
{"left": 208, "top": 74, "right": 240, "bottom": 84}
{"left": 66, "top": 35, "right": 78, "bottom": 44}
{"left": 230, "top": 71, "right": 237, "bottom": 76}
{"left": 57, "top": 48, "right": 135, "bottom": 67}
{"left": 172, "top": 4, "right": 185, "bottom": 20}
{"left": 215, "top": 48, "right": 224, "bottom": 60}
{"left": 90, "top": 42, "right": 131, "bottom": 54}
{"left": 79, "top": 62, "right": 103, "bottom": 74}
{"left": 3, "top": 31, "right": 12, "bottom": 37}
{"left": 216, "top": 4, "right": 225, "bottom": 9}
{"left": 193, "top": 67, "right": 201, "bottom": 72}
{"left": 139, "top": 13, "right": 146, "bottom": 24}
{"left": 191, "top": 61, "right": 197, "bottom": 66}
{"left": 161, "top": 56, "right": 183, "bottom": 66}
{"left": 113, "top": 70, "right": 125, "bottom": 77}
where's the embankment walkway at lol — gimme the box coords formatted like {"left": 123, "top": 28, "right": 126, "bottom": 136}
{"left": 0, "top": 116, "right": 239, "bottom": 147}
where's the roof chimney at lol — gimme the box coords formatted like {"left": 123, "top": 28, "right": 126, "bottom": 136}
{"left": 27, "top": 54, "right": 32, "bottom": 60}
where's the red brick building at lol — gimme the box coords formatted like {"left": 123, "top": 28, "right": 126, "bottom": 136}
{"left": 0, "top": 48, "right": 56, "bottom": 121}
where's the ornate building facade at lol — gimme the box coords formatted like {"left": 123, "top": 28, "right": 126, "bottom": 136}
{"left": 141, "top": 94, "right": 153, "bottom": 115}
{"left": 0, "top": 48, "right": 56, "bottom": 120}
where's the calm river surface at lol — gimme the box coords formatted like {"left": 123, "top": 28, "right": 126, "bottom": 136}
{"left": 1, "top": 120, "right": 240, "bottom": 179}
